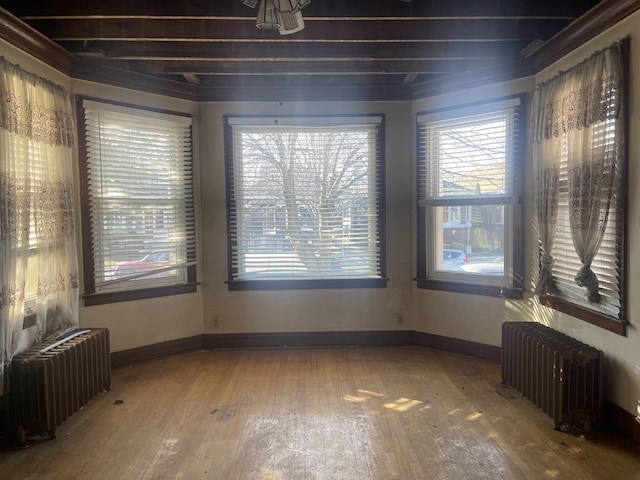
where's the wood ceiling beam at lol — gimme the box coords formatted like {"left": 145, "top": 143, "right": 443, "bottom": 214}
{"left": 134, "top": 58, "right": 489, "bottom": 75}
{"left": 192, "top": 73, "right": 415, "bottom": 87}
{"left": 24, "top": 18, "right": 573, "bottom": 42}
{"left": 2, "top": 0, "right": 600, "bottom": 18}
{"left": 58, "top": 40, "right": 529, "bottom": 60}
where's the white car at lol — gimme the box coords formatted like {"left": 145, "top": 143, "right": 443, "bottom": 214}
{"left": 461, "top": 260, "right": 504, "bottom": 275}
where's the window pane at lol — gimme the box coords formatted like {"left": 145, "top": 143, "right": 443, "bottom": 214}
{"left": 428, "top": 115, "right": 510, "bottom": 199}
{"left": 433, "top": 205, "right": 505, "bottom": 276}
{"left": 25, "top": 251, "right": 39, "bottom": 300}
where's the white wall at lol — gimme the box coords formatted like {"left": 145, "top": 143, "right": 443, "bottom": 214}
{"left": 198, "top": 100, "right": 414, "bottom": 334}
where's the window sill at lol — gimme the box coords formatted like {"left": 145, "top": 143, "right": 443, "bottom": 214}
{"left": 416, "top": 278, "right": 523, "bottom": 299}
{"left": 83, "top": 283, "right": 198, "bottom": 306}
{"left": 537, "top": 295, "right": 627, "bottom": 336}
{"left": 228, "top": 278, "right": 387, "bottom": 291}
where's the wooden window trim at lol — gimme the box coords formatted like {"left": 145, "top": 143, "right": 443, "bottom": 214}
{"left": 77, "top": 96, "right": 197, "bottom": 305}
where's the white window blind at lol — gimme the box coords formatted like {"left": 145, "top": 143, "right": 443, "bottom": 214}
{"left": 417, "top": 97, "right": 522, "bottom": 288}
{"left": 81, "top": 100, "right": 195, "bottom": 293}
{"left": 9, "top": 133, "right": 50, "bottom": 305}
{"left": 225, "top": 115, "right": 384, "bottom": 284}
{"left": 549, "top": 121, "right": 623, "bottom": 318}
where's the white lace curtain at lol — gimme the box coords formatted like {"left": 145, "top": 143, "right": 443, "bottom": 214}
{"left": 531, "top": 42, "right": 624, "bottom": 302}
{"left": 0, "top": 58, "right": 79, "bottom": 394}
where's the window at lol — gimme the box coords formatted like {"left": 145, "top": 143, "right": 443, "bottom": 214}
{"left": 531, "top": 41, "right": 626, "bottom": 335}
{"left": 224, "top": 115, "right": 386, "bottom": 290}
{"left": 416, "top": 96, "right": 524, "bottom": 297}
{"left": 78, "top": 99, "right": 196, "bottom": 305}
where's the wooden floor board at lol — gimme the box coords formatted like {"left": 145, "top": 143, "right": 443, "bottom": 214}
{"left": 1, "top": 346, "right": 639, "bottom": 479}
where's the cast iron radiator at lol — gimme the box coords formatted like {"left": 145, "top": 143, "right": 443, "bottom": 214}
{"left": 501, "top": 322, "right": 604, "bottom": 434}
{"left": 10, "top": 328, "right": 111, "bottom": 440}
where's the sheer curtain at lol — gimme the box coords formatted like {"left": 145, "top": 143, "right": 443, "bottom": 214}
{"left": 0, "top": 58, "right": 79, "bottom": 394}
{"left": 531, "top": 84, "right": 560, "bottom": 295}
{"left": 531, "top": 42, "right": 623, "bottom": 302}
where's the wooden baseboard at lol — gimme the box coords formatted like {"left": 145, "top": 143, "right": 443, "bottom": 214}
{"left": 202, "top": 330, "right": 413, "bottom": 349}
{"left": 410, "top": 330, "right": 502, "bottom": 363}
{"left": 605, "top": 400, "right": 640, "bottom": 446}
{"left": 110, "top": 335, "right": 203, "bottom": 369}
{"left": 110, "top": 330, "right": 497, "bottom": 366}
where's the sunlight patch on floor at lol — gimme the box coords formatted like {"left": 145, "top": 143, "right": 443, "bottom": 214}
{"left": 343, "top": 394, "right": 367, "bottom": 402}
{"left": 258, "top": 468, "right": 286, "bottom": 480}
{"left": 384, "top": 398, "right": 423, "bottom": 412}
{"left": 343, "top": 388, "right": 385, "bottom": 403}
{"left": 466, "top": 412, "right": 484, "bottom": 421}
{"left": 568, "top": 445, "right": 583, "bottom": 455}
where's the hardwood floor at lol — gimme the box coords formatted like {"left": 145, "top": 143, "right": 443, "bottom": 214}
{"left": 1, "top": 346, "right": 639, "bottom": 479}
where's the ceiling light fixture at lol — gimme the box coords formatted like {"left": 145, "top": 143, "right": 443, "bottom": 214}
{"left": 242, "top": 0, "right": 311, "bottom": 35}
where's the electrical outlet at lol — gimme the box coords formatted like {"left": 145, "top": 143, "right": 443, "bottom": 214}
{"left": 212, "top": 314, "right": 221, "bottom": 329}
{"left": 395, "top": 313, "right": 405, "bottom": 327}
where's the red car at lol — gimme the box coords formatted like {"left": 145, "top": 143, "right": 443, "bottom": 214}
{"left": 114, "top": 252, "right": 172, "bottom": 278}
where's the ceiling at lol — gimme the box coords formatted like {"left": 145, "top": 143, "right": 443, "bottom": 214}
{"left": 0, "top": 0, "right": 613, "bottom": 100}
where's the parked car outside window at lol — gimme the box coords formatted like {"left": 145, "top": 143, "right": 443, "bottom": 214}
{"left": 114, "top": 252, "right": 171, "bottom": 278}
{"left": 461, "top": 258, "right": 504, "bottom": 275}
{"left": 442, "top": 249, "right": 468, "bottom": 270}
